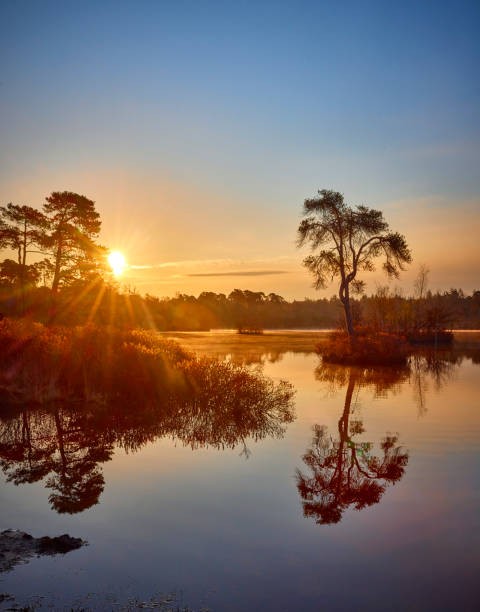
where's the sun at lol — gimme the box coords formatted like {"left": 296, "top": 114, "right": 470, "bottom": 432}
{"left": 108, "top": 250, "right": 127, "bottom": 277}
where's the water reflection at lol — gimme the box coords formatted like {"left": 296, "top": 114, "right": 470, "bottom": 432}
{"left": 166, "top": 332, "right": 328, "bottom": 366}
{"left": 295, "top": 349, "right": 470, "bottom": 525}
{"left": 182, "top": 334, "right": 480, "bottom": 372}
{"left": 296, "top": 364, "right": 409, "bottom": 525}
{"left": 1, "top": 338, "right": 473, "bottom": 522}
{"left": 0, "top": 368, "right": 294, "bottom": 514}
{"left": 410, "top": 349, "right": 460, "bottom": 416}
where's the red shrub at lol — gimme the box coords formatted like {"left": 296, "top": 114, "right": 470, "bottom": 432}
{"left": 320, "top": 328, "right": 409, "bottom": 366}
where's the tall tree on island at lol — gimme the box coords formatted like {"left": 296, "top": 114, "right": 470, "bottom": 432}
{"left": 297, "top": 190, "right": 411, "bottom": 337}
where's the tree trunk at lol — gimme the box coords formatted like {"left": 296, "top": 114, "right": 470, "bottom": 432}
{"left": 334, "top": 373, "right": 355, "bottom": 503}
{"left": 20, "top": 219, "right": 27, "bottom": 315}
{"left": 340, "top": 283, "right": 355, "bottom": 337}
{"left": 48, "top": 242, "right": 63, "bottom": 323}
{"left": 54, "top": 411, "right": 67, "bottom": 478}
{"left": 338, "top": 373, "right": 354, "bottom": 443}
{"left": 51, "top": 243, "right": 62, "bottom": 295}
{"left": 22, "top": 219, "right": 27, "bottom": 267}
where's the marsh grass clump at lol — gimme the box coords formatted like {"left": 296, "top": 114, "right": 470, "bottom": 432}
{"left": 0, "top": 318, "right": 193, "bottom": 404}
{"left": 320, "top": 328, "right": 409, "bottom": 366}
{"left": 0, "top": 319, "right": 295, "bottom": 424}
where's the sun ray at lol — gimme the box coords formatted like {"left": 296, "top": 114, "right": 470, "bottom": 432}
{"left": 86, "top": 283, "right": 107, "bottom": 325}
{"left": 57, "top": 277, "right": 104, "bottom": 321}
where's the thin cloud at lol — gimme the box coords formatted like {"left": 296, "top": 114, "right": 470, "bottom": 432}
{"left": 130, "top": 258, "right": 239, "bottom": 270}
{"left": 129, "top": 255, "right": 297, "bottom": 271}
{"left": 189, "top": 270, "right": 289, "bottom": 277}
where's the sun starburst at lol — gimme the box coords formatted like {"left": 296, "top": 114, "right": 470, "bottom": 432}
{"left": 108, "top": 251, "right": 127, "bottom": 277}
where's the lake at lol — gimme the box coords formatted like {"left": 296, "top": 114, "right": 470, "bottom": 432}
{"left": 1, "top": 332, "right": 479, "bottom": 611}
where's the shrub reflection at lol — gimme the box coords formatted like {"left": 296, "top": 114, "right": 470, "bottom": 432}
{"left": 1, "top": 370, "right": 294, "bottom": 514}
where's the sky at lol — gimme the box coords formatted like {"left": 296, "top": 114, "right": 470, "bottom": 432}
{"left": 1, "top": 0, "right": 479, "bottom": 299}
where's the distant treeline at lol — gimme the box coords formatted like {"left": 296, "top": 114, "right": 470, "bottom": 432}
{"left": 1, "top": 285, "right": 479, "bottom": 331}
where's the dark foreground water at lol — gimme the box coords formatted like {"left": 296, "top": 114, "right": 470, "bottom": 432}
{"left": 1, "top": 333, "right": 479, "bottom": 611}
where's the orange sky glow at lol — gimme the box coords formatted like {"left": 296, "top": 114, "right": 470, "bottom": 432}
{"left": 2, "top": 170, "right": 478, "bottom": 300}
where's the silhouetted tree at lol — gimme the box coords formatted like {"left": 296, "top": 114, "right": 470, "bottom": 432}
{"left": 297, "top": 190, "right": 411, "bottom": 337}
{"left": 0, "top": 259, "right": 40, "bottom": 287}
{"left": 0, "top": 204, "right": 49, "bottom": 310}
{"left": 0, "top": 202, "right": 47, "bottom": 258}
{"left": 42, "top": 191, "right": 105, "bottom": 295}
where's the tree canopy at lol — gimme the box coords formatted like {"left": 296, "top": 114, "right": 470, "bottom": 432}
{"left": 0, "top": 191, "right": 108, "bottom": 321}
{"left": 42, "top": 191, "right": 105, "bottom": 294}
{"left": 0, "top": 203, "right": 49, "bottom": 292}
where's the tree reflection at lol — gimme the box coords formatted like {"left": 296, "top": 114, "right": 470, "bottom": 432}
{"left": 296, "top": 350, "right": 463, "bottom": 525}
{"left": 0, "top": 410, "right": 54, "bottom": 484}
{"left": 296, "top": 364, "right": 409, "bottom": 525}
{"left": 0, "top": 365, "right": 294, "bottom": 514}
{"left": 0, "top": 405, "right": 113, "bottom": 514}
{"left": 44, "top": 409, "right": 111, "bottom": 513}
{"left": 409, "top": 349, "right": 460, "bottom": 416}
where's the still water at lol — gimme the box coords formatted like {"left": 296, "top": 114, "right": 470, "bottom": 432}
{"left": 1, "top": 332, "right": 479, "bottom": 611}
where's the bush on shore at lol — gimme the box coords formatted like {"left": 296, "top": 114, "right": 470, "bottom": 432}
{"left": 0, "top": 318, "right": 190, "bottom": 404}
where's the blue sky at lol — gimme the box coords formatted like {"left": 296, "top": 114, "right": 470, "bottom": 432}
{"left": 1, "top": 0, "right": 479, "bottom": 298}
